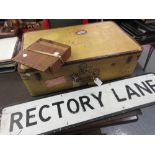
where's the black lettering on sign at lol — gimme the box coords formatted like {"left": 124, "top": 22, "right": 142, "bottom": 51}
{"left": 52, "top": 101, "right": 64, "bottom": 118}
{"left": 39, "top": 105, "right": 51, "bottom": 122}
{"left": 125, "top": 85, "right": 140, "bottom": 99}
{"left": 79, "top": 96, "right": 94, "bottom": 111}
{"left": 10, "top": 112, "right": 23, "bottom": 132}
{"left": 146, "top": 80, "right": 155, "bottom": 93}
{"left": 134, "top": 82, "right": 152, "bottom": 96}
{"left": 111, "top": 88, "right": 127, "bottom": 102}
{"left": 91, "top": 91, "right": 104, "bottom": 107}
{"left": 67, "top": 99, "right": 80, "bottom": 114}
{"left": 26, "top": 108, "right": 37, "bottom": 127}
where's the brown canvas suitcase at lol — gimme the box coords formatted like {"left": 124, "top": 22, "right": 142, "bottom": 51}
{"left": 17, "top": 21, "right": 142, "bottom": 96}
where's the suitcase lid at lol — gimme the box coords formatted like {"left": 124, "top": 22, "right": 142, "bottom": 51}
{"left": 20, "top": 21, "right": 142, "bottom": 71}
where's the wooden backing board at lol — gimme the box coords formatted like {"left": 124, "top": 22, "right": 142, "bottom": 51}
{"left": 59, "top": 110, "right": 141, "bottom": 135}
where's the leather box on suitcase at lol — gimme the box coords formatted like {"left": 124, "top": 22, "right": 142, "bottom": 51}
{"left": 18, "top": 21, "right": 142, "bottom": 96}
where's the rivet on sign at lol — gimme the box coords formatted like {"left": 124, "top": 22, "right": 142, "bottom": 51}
{"left": 23, "top": 53, "right": 27, "bottom": 58}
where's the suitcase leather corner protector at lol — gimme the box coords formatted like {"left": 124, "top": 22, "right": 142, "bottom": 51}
{"left": 18, "top": 21, "right": 142, "bottom": 96}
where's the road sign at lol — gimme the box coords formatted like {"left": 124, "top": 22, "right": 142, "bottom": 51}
{"left": 1, "top": 73, "right": 155, "bottom": 135}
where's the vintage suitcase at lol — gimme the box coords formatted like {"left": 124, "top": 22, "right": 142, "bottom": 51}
{"left": 18, "top": 21, "right": 142, "bottom": 96}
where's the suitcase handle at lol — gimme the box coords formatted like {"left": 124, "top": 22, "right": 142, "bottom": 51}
{"left": 71, "top": 70, "right": 99, "bottom": 84}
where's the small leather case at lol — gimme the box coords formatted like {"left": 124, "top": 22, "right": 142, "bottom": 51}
{"left": 12, "top": 38, "right": 71, "bottom": 72}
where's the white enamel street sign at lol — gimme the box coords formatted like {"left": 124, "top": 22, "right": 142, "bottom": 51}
{"left": 1, "top": 73, "right": 155, "bottom": 135}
